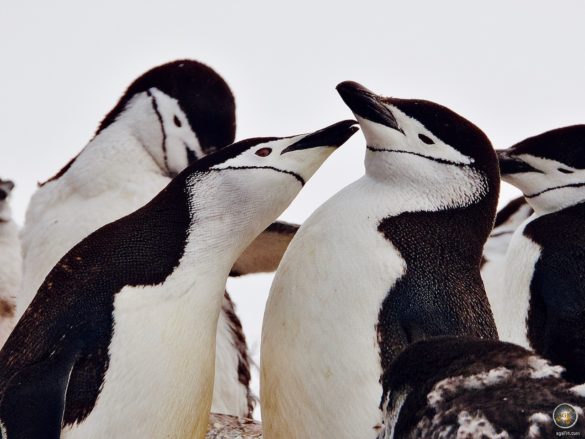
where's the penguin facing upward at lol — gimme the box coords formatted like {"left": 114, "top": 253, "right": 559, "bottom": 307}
{"left": 17, "top": 59, "right": 290, "bottom": 417}
{"left": 498, "top": 125, "right": 585, "bottom": 383}
{"left": 481, "top": 197, "right": 533, "bottom": 337}
{"left": 377, "top": 336, "right": 585, "bottom": 438}
{"left": 261, "top": 81, "right": 498, "bottom": 439}
{"left": 0, "top": 120, "right": 358, "bottom": 439}
{"left": 0, "top": 179, "right": 21, "bottom": 348}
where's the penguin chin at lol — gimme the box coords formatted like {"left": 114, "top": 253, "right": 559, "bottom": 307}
{"left": 356, "top": 116, "right": 404, "bottom": 150}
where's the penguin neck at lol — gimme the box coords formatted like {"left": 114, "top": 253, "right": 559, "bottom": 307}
{"left": 364, "top": 152, "right": 489, "bottom": 212}
{"left": 527, "top": 187, "right": 585, "bottom": 217}
{"left": 69, "top": 123, "right": 169, "bottom": 196}
{"left": 182, "top": 171, "right": 291, "bottom": 280}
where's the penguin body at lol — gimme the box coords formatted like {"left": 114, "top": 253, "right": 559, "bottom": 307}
{"left": 0, "top": 121, "right": 357, "bottom": 439}
{"left": 481, "top": 197, "right": 533, "bottom": 338}
{"left": 378, "top": 336, "right": 585, "bottom": 438}
{"left": 17, "top": 60, "right": 259, "bottom": 416}
{"left": 0, "top": 180, "right": 20, "bottom": 347}
{"left": 499, "top": 125, "right": 585, "bottom": 382}
{"left": 261, "top": 82, "right": 498, "bottom": 438}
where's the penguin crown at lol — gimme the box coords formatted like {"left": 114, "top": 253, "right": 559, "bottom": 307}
{"left": 499, "top": 125, "right": 585, "bottom": 173}
{"left": 498, "top": 125, "right": 585, "bottom": 212}
{"left": 97, "top": 59, "right": 236, "bottom": 154}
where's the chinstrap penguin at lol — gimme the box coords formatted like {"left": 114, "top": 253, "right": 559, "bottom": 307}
{"left": 0, "top": 120, "right": 357, "bottom": 439}
{"left": 481, "top": 197, "right": 533, "bottom": 338}
{"left": 0, "top": 180, "right": 21, "bottom": 348}
{"left": 377, "top": 336, "right": 585, "bottom": 438}
{"left": 261, "top": 81, "right": 499, "bottom": 439}
{"left": 17, "top": 59, "right": 292, "bottom": 417}
{"left": 498, "top": 125, "right": 585, "bottom": 383}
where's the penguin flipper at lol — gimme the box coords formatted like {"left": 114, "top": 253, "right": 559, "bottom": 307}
{"left": 0, "top": 343, "right": 79, "bottom": 439}
{"left": 230, "top": 221, "right": 299, "bottom": 276}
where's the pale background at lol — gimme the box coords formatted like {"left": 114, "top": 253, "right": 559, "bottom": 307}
{"left": 2, "top": 0, "right": 584, "bottom": 417}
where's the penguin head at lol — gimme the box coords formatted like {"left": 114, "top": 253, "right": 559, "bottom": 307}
{"left": 0, "top": 179, "right": 15, "bottom": 222}
{"left": 96, "top": 60, "right": 236, "bottom": 176}
{"left": 498, "top": 125, "right": 585, "bottom": 213}
{"left": 336, "top": 81, "right": 498, "bottom": 212}
{"left": 185, "top": 120, "right": 358, "bottom": 223}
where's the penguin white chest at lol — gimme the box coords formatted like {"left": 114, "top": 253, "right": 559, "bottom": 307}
{"left": 262, "top": 177, "right": 407, "bottom": 439}
{"left": 63, "top": 269, "right": 224, "bottom": 439}
{"left": 502, "top": 223, "right": 542, "bottom": 348}
{"left": 482, "top": 232, "right": 515, "bottom": 337}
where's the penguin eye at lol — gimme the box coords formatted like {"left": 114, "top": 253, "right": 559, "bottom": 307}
{"left": 255, "top": 148, "right": 272, "bottom": 157}
{"left": 0, "top": 190, "right": 6, "bottom": 201}
{"left": 558, "top": 168, "right": 573, "bottom": 174}
{"left": 173, "top": 115, "right": 182, "bottom": 128}
{"left": 418, "top": 134, "right": 434, "bottom": 145}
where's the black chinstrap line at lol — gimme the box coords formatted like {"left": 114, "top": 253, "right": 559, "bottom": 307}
{"left": 366, "top": 146, "right": 470, "bottom": 167}
{"left": 146, "top": 90, "right": 170, "bottom": 174}
{"left": 526, "top": 182, "right": 585, "bottom": 199}
{"left": 208, "top": 166, "right": 305, "bottom": 185}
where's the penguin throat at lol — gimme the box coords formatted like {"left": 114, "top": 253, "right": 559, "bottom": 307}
{"left": 366, "top": 146, "right": 470, "bottom": 167}
{"left": 525, "top": 181, "right": 585, "bottom": 199}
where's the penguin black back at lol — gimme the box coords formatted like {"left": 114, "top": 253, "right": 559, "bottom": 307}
{"left": 381, "top": 337, "right": 585, "bottom": 438}
{"left": 0, "top": 171, "right": 192, "bottom": 432}
{"left": 523, "top": 201, "right": 585, "bottom": 383}
{"left": 0, "top": 142, "right": 259, "bottom": 431}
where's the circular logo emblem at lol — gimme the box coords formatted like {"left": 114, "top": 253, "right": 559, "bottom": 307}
{"left": 553, "top": 403, "right": 578, "bottom": 429}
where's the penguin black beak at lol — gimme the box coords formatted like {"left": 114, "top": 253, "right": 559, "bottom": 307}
{"left": 497, "top": 150, "right": 543, "bottom": 175}
{"left": 336, "top": 81, "right": 402, "bottom": 133}
{"left": 281, "top": 120, "right": 358, "bottom": 154}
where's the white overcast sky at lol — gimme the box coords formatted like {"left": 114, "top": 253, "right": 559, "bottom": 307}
{"left": 2, "top": 0, "right": 585, "bottom": 413}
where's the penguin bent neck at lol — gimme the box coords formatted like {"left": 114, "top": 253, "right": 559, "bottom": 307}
{"left": 18, "top": 123, "right": 170, "bottom": 319}
{"left": 63, "top": 119, "right": 169, "bottom": 197}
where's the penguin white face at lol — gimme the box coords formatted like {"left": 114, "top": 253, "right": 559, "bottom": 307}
{"left": 498, "top": 125, "right": 585, "bottom": 214}
{"left": 337, "top": 81, "right": 498, "bottom": 210}
{"left": 0, "top": 179, "right": 14, "bottom": 222}
{"left": 115, "top": 89, "right": 204, "bottom": 176}
{"left": 188, "top": 120, "right": 358, "bottom": 225}
{"left": 95, "top": 60, "right": 236, "bottom": 177}
{"left": 210, "top": 120, "right": 358, "bottom": 189}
